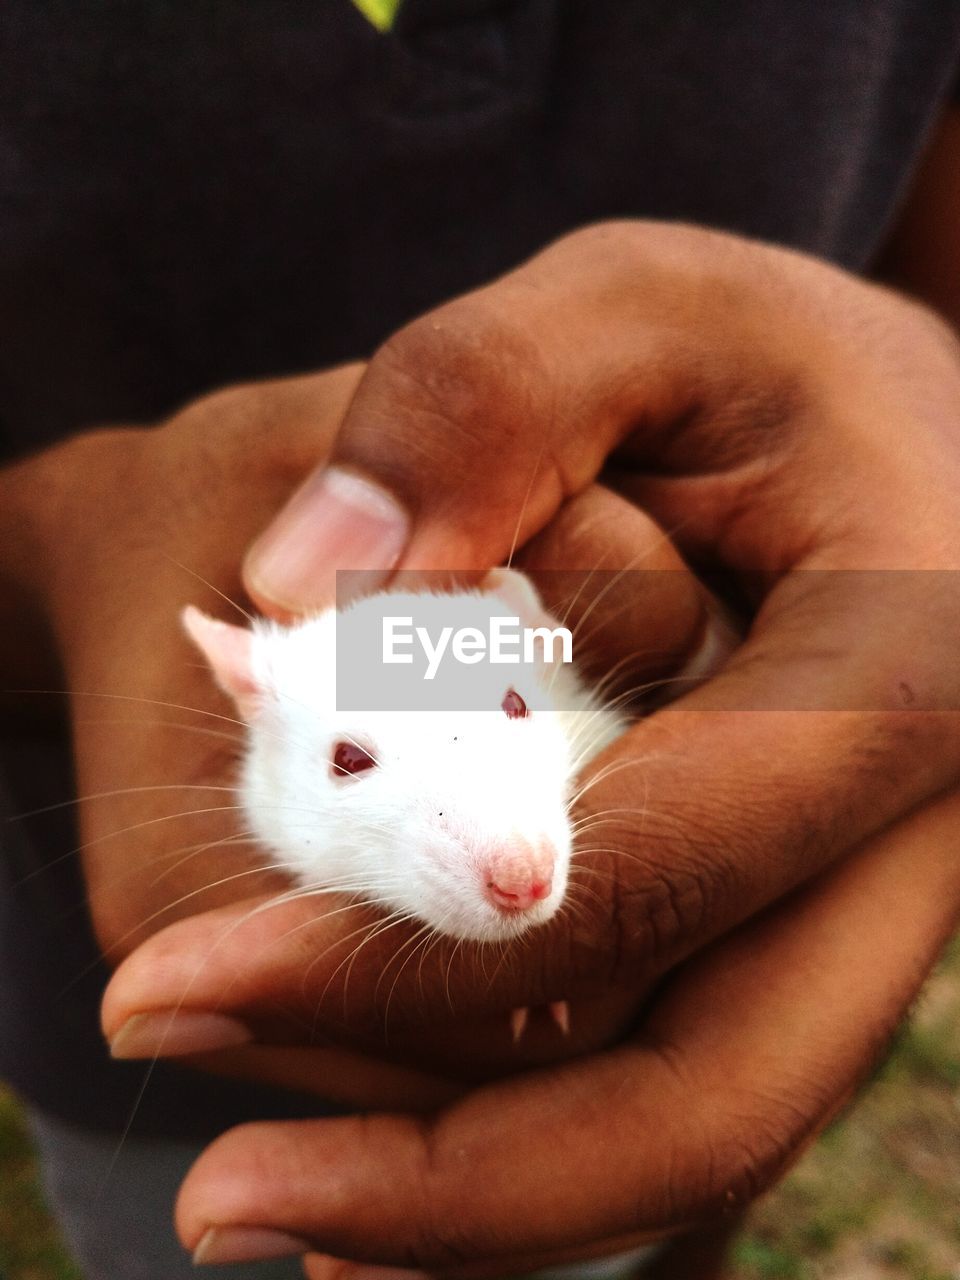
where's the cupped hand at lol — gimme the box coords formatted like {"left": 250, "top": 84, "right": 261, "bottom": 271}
{"left": 37, "top": 365, "right": 364, "bottom": 955}
{"left": 237, "top": 219, "right": 960, "bottom": 1010}
{"left": 94, "top": 479, "right": 721, "bottom": 1087}
{"left": 238, "top": 223, "right": 960, "bottom": 1006}
{"left": 11, "top": 366, "right": 714, "bottom": 1103}
{"left": 96, "top": 220, "right": 960, "bottom": 1270}
{"left": 107, "top": 221, "right": 960, "bottom": 1051}
{"left": 171, "top": 785, "right": 960, "bottom": 1273}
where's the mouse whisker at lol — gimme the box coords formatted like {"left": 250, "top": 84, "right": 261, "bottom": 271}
{"left": 567, "top": 756, "right": 651, "bottom": 804}
{"left": 478, "top": 931, "right": 522, "bottom": 999}
{"left": 574, "top": 669, "right": 662, "bottom": 713}
{"left": 443, "top": 934, "right": 468, "bottom": 1014}
{"left": 380, "top": 924, "right": 438, "bottom": 1035}
{"left": 90, "top": 830, "right": 260, "bottom": 899}
{"left": 9, "top": 782, "right": 252, "bottom": 823}
{"left": 10, "top": 803, "right": 257, "bottom": 892}
{"left": 325, "top": 912, "right": 423, "bottom": 1024}
{"left": 101, "top": 861, "right": 317, "bottom": 970}
{"left": 570, "top": 807, "right": 661, "bottom": 834}
{"left": 304, "top": 910, "right": 418, "bottom": 1039}
{"left": 75, "top": 716, "right": 246, "bottom": 747}
{"left": 148, "top": 829, "right": 264, "bottom": 888}
{"left": 504, "top": 437, "right": 550, "bottom": 570}
{"left": 556, "top": 555, "right": 663, "bottom": 659}
{"left": 41, "top": 833, "right": 262, "bottom": 952}
{"left": 54, "top": 852, "right": 286, "bottom": 997}
{"left": 164, "top": 555, "right": 255, "bottom": 624}
{"left": 560, "top": 878, "right": 610, "bottom": 913}
{"left": 415, "top": 927, "right": 449, "bottom": 1002}
{"left": 565, "top": 693, "right": 643, "bottom": 742}
{"left": 55, "top": 687, "right": 254, "bottom": 729}
{"left": 569, "top": 797, "right": 662, "bottom": 827}
{"left": 301, "top": 906, "right": 417, "bottom": 992}
{"left": 569, "top": 846, "right": 675, "bottom": 877}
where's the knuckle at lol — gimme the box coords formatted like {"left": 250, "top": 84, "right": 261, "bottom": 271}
{"left": 359, "top": 301, "right": 564, "bottom": 530}
{"left": 642, "top": 1053, "right": 814, "bottom": 1227}
{"left": 549, "top": 218, "right": 733, "bottom": 277}
{"left": 403, "top": 1126, "right": 497, "bottom": 1268}
{"left": 602, "top": 820, "right": 742, "bottom": 977}
{"left": 679, "top": 1131, "right": 784, "bottom": 1222}
{"left": 694, "top": 1083, "right": 823, "bottom": 1216}
{"left": 373, "top": 299, "right": 543, "bottom": 440}
{"left": 606, "top": 867, "right": 690, "bottom": 975}
{"left": 542, "top": 219, "right": 659, "bottom": 276}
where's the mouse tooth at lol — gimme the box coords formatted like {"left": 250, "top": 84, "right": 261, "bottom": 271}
{"left": 549, "top": 1000, "right": 571, "bottom": 1036}
{"left": 510, "top": 1006, "right": 530, "bottom": 1043}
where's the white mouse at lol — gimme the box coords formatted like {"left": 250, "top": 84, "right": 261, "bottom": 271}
{"left": 183, "top": 569, "right": 626, "bottom": 1033}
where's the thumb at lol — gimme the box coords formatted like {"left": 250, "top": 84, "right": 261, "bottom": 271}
{"left": 240, "top": 281, "right": 614, "bottom": 614}
{"left": 242, "top": 221, "right": 793, "bottom": 615}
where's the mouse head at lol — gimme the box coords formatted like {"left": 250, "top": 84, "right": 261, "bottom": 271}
{"left": 183, "top": 572, "right": 618, "bottom": 943}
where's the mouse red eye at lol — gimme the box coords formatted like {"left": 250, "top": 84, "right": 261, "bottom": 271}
{"left": 501, "top": 689, "right": 528, "bottom": 719}
{"left": 332, "top": 741, "right": 376, "bottom": 777}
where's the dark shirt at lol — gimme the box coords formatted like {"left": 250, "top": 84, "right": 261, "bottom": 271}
{"left": 2, "top": 0, "right": 959, "bottom": 1136}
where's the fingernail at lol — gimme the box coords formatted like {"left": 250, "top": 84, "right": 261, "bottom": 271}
{"left": 245, "top": 466, "right": 410, "bottom": 612}
{"left": 109, "top": 1011, "right": 252, "bottom": 1059}
{"left": 193, "top": 1225, "right": 313, "bottom": 1264}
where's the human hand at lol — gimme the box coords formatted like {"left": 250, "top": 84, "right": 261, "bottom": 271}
{"left": 94, "top": 477, "right": 721, "bottom": 1088}
{"left": 170, "top": 787, "right": 960, "bottom": 1275}
{"left": 0, "top": 363, "right": 717, "bottom": 1109}
{"left": 101, "top": 220, "right": 960, "bottom": 1268}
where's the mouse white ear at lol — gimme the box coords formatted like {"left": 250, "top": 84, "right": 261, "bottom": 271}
{"left": 181, "top": 606, "right": 263, "bottom": 722}
{"left": 483, "top": 569, "right": 551, "bottom": 625}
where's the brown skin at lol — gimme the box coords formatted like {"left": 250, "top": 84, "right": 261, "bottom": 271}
{"left": 7, "top": 374, "right": 714, "bottom": 1068}
{"left": 6, "top": 106, "right": 960, "bottom": 1276}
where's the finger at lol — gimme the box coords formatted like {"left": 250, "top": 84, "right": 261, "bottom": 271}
{"left": 180, "top": 1043, "right": 464, "bottom": 1114}
{"left": 241, "top": 222, "right": 832, "bottom": 615}
{"left": 61, "top": 364, "right": 367, "bottom": 954}
{"left": 100, "top": 700, "right": 960, "bottom": 1058}
{"left": 513, "top": 485, "right": 739, "bottom": 699}
{"left": 300, "top": 1220, "right": 735, "bottom": 1280}
{"left": 300, "top": 1232, "right": 663, "bottom": 1280}
{"left": 561, "top": 567, "right": 960, "bottom": 992}
{"left": 175, "top": 786, "right": 960, "bottom": 1268}
{"left": 100, "top": 889, "right": 638, "bottom": 1060}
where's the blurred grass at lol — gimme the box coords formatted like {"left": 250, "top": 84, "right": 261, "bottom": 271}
{"left": 731, "top": 934, "right": 960, "bottom": 1280}
{"left": 0, "top": 1089, "right": 80, "bottom": 1280}
{"left": 1, "top": 936, "right": 958, "bottom": 1280}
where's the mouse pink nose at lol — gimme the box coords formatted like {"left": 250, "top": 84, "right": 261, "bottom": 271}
{"left": 484, "top": 842, "right": 555, "bottom": 912}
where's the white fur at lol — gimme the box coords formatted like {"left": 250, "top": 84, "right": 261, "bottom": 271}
{"left": 202, "top": 577, "right": 626, "bottom": 943}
